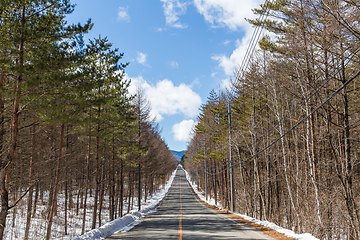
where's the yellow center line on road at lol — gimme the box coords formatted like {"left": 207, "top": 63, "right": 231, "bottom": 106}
{"left": 178, "top": 176, "right": 182, "bottom": 240}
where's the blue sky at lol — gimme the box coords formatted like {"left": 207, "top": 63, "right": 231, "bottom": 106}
{"left": 66, "top": 0, "right": 262, "bottom": 151}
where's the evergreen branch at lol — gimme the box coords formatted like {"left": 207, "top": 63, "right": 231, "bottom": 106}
{"left": 17, "top": 93, "right": 45, "bottom": 114}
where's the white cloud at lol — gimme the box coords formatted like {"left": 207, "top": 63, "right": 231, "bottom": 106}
{"left": 127, "top": 75, "right": 146, "bottom": 97}
{"left": 127, "top": 74, "right": 202, "bottom": 122}
{"left": 223, "top": 39, "right": 231, "bottom": 45}
{"left": 221, "top": 78, "right": 232, "bottom": 90}
{"left": 169, "top": 61, "right": 179, "bottom": 68}
{"left": 136, "top": 52, "right": 148, "bottom": 65}
{"left": 146, "top": 79, "right": 202, "bottom": 120}
{"left": 156, "top": 27, "right": 167, "bottom": 32}
{"left": 190, "top": 77, "right": 201, "bottom": 88}
{"left": 193, "top": 0, "right": 261, "bottom": 31}
{"left": 172, "top": 119, "right": 196, "bottom": 142}
{"left": 193, "top": 0, "right": 263, "bottom": 76}
{"left": 161, "top": 0, "right": 188, "bottom": 28}
{"left": 212, "top": 38, "right": 250, "bottom": 76}
{"left": 117, "top": 6, "right": 130, "bottom": 22}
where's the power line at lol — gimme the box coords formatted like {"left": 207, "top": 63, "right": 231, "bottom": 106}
{"left": 232, "top": 68, "right": 360, "bottom": 168}
{"left": 242, "top": 42, "right": 360, "bottom": 158}
{"left": 237, "top": 0, "right": 273, "bottom": 79}
{"left": 190, "top": 0, "right": 360, "bottom": 176}
{"left": 204, "top": 68, "right": 360, "bottom": 176}
{"left": 205, "top": 41, "right": 360, "bottom": 174}
{"left": 227, "top": 0, "right": 360, "bottom": 160}
{"left": 228, "top": 0, "right": 274, "bottom": 98}
{"left": 231, "top": 2, "right": 360, "bottom": 156}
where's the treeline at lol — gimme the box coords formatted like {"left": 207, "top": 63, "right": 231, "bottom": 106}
{"left": 185, "top": 0, "right": 360, "bottom": 239}
{"left": 0, "top": 1, "right": 177, "bottom": 239}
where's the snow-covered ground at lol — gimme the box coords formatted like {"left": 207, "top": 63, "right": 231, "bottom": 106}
{"left": 73, "top": 168, "right": 177, "bottom": 240}
{"left": 6, "top": 166, "right": 319, "bottom": 240}
{"left": 184, "top": 169, "right": 319, "bottom": 240}
{"left": 4, "top": 168, "right": 177, "bottom": 240}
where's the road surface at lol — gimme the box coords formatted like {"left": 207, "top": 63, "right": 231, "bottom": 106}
{"left": 107, "top": 166, "right": 274, "bottom": 240}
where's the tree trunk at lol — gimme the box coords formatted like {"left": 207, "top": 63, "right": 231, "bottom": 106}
{"left": 0, "top": 67, "right": 4, "bottom": 165}
{"left": 24, "top": 123, "right": 36, "bottom": 240}
{"left": 98, "top": 139, "right": 106, "bottom": 227}
{"left": 297, "top": 69, "right": 323, "bottom": 229}
{"left": 138, "top": 163, "right": 141, "bottom": 211}
{"left": 110, "top": 137, "right": 115, "bottom": 220}
{"left": 272, "top": 82, "right": 298, "bottom": 227}
{"left": 120, "top": 157, "right": 124, "bottom": 217}
{"left": 127, "top": 170, "right": 132, "bottom": 214}
{"left": 64, "top": 125, "right": 70, "bottom": 235}
{"left": 64, "top": 180, "right": 68, "bottom": 235}
{"left": 32, "top": 182, "right": 39, "bottom": 218}
{"left": 76, "top": 188, "right": 80, "bottom": 216}
{"left": 0, "top": 6, "right": 25, "bottom": 240}
{"left": 340, "top": 47, "right": 360, "bottom": 239}
{"left": 82, "top": 109, "right": 92, "bottom": 235}
{"left": 98, "top": 166, "right": 105, "bottom": 227}
{"left": 237, "top": 147, "right": 249, "bottom": 215}
{"left": 92, "top": 106, "right": 101, "bottom": 229}
{"left": 46, "top": 123, "right": 65, "bottom": 240}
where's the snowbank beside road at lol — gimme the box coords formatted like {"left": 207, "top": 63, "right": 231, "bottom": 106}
{"left": 234, "top": 213, "right": 319, "bottom": 240}
{"left": 184, "top": 169, "right": 319, "bottom": 240}
{"left": 73, "top": 167, "right": 177, "bottom": 240}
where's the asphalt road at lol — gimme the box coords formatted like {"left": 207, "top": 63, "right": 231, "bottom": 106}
{"left": 107, "top": 166, "right": 274, "bottom": 240}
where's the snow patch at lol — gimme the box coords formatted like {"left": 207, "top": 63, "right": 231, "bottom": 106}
{"left": 184, "top": 169, "right": 319, "bottom": 240}
{"left": 73, "top": 168, "right": 177, "bottom": 240}
{"left": 184, "top": 169, "right": 223, "bottom": 210}
{"left": 234, "top": 214, "right": 319, "bottom": 240}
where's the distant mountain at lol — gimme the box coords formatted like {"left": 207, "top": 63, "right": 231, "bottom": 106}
{"left": 171, "top": 150, "right": 186, "bottom": 162}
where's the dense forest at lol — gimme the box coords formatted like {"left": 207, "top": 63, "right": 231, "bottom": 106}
{"left": 185, "top": 0, "right": 360, "bottom": 240}
{"left": 0, "top": 1, "right": 177, "bottom": 239}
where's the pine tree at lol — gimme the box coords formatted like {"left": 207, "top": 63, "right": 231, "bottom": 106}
{"left": 0, "top": 1, "right": 92, "bottom": 238}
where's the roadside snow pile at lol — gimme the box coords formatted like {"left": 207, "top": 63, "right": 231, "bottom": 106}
{"left": 184, "top": 169, "right": 319, "bottom": 240}
{"left": 184, "top": 168, "right": 224, "bottom": 210}
{"left": 73, "top": 168, "right": 177, "bottom": 240}
{"left": 234, "top": 213, "right": 319, "bottom": 240}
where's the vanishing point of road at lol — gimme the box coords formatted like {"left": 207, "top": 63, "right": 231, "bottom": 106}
{"left": 107, "top": 166, "right": 274, "bottom": 240}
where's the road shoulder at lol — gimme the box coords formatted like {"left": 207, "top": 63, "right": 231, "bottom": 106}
{"left": 187, "top": 181, "right": 295, "bottom": 240}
